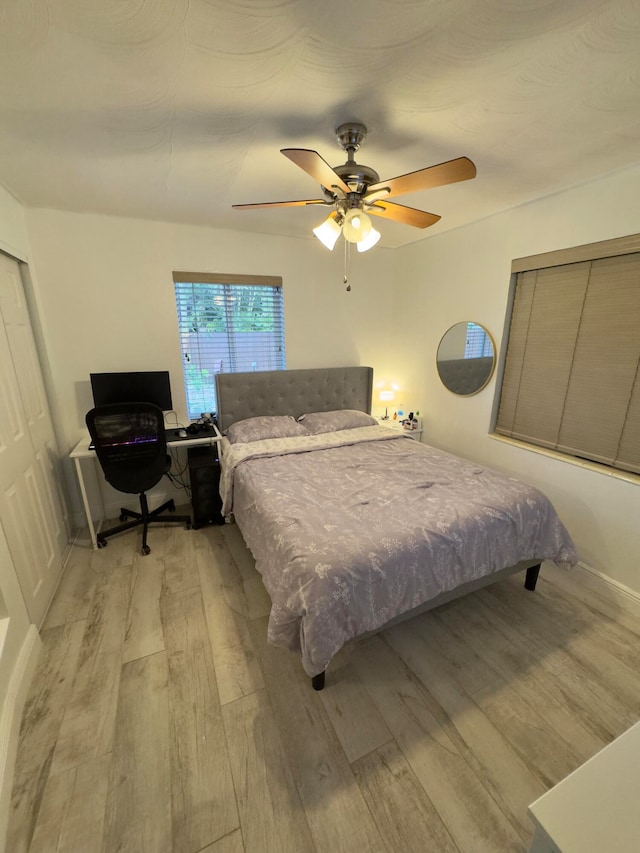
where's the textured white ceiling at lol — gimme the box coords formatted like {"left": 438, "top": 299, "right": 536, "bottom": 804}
{"left": 1, "top": 0, "right": 639, "bottom": 248}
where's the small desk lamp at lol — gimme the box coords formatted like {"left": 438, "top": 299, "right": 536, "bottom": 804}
{"left": 378, "top": 388, "right": 395, "bottom": 420}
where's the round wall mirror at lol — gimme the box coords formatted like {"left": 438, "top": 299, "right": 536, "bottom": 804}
{"left": 436, "top": 321, "right": 496, "bottom": 395}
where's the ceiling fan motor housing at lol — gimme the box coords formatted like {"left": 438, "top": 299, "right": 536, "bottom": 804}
{"left": 332, "top": 162, "right": 380, "bottom": 197}
{"left": 332, "top": 123, "right": 379, "bottom": 197}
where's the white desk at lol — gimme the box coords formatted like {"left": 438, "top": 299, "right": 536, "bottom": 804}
{"left": 70, "top": 430, "right": 220, "bottom": 549}
{"left": 528, "top": 720, "right": 640, "bottom": 852}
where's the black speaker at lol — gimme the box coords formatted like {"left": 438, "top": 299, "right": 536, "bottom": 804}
{"left": 188, "top": 446, "right": 224, "bottom": 528}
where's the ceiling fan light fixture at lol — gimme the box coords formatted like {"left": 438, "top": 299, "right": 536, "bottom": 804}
{"left": 342, "top": 209, "right": 372, "bottom": 243}
{"left": 313, "top": 214, "right": 342, "bottom": 250}
{"left": 356, "top": 225, "right": 381, "bottom": 252}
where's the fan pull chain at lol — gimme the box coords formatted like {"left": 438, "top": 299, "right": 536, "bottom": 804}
{"left": 343, "top": 239, "right": 351, "bottom": 291}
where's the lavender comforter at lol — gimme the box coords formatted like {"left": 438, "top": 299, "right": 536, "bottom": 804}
{"left": 220, "top": 427, "right": 577, "bottom": 676}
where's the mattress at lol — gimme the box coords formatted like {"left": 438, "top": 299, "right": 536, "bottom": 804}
{"left": 220, "top": 426, "right": 577, "bottom": 676}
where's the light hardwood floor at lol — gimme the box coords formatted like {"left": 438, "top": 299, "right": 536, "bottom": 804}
{"left": 7, "top": 520, "right": 640, "bottom": 853}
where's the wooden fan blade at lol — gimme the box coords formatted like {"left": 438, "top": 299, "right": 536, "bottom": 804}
{"left": 232, "top": 199, "right": 329, "bottom": 210}
{"left": 368, "top": 156, "right": 476, "bottom": 199}
{"left": 367, "top": 201, "right": 441, "bottom": 229}
{"left": 281, "top": 149, "right": 352, "bottom": 194}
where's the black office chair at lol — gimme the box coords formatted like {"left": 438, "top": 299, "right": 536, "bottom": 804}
{"left": 86, "top": 402, "right": 191, "bottom": 555}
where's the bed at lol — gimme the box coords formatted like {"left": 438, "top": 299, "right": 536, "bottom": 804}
{"left": 215, "top": 366, "right": 577, "bottom": 690}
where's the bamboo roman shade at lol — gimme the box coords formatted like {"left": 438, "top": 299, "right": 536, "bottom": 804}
{"left": 496, "top": 249, "right": 640, "bottom": 475}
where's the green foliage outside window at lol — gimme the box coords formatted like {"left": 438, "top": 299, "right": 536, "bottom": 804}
{"left": 181, "top": 284, "right": 277, "bottom": 333}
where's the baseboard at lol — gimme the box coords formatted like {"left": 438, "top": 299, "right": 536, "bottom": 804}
{"left": 543, "top": 560, "right": 640, "bottom": 626}
{"left": 0, "top": 625, "right": 41, "bottom": 853}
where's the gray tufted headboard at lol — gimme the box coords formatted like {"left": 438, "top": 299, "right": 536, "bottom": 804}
{"left": 214, "top": 366, "right": 373, "bottom": 433}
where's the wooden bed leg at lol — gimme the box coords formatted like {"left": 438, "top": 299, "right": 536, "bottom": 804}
{"left": 311, "top": 671, "right": 326, "bottom": 691}
{"left": 524, "top": 563, "right": 541, "bottom": 591}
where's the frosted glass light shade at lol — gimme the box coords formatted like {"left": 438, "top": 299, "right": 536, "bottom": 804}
{"left": 313, "top": 215, "right": 341, "bottom": 250}
{"left": 356, "top": 225, "right": 381, "bottom": 252}
{"left": 342, "top": 209, "right": 372, "bottom": 243}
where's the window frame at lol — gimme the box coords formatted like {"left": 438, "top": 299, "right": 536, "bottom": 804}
{"left": 172, "top": 271, "right": 286, "bottom": 421}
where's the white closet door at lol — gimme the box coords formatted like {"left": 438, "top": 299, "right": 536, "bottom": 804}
{"left": 0, "top": 252, "right": 66, "bottom": 625}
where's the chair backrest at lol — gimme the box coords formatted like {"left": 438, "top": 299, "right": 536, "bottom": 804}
{"left": 86, "top": 402, "right": 169, "bottom": 495}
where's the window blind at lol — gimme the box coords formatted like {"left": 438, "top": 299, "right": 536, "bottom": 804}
{"left": 173, "top": 272, "right": 285, "bottom": 420}
{"left": 495, "top": 251, "right": 640, "bottom": 475}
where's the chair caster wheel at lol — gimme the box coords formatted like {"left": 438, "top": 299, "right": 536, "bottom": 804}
{"left": 97, "top": 538, "right": 107, "bottom": 549}
{"left": 141, "top": 544, "right": 151, "bottom": 556}
{"left": 168, "top": 500, "right": 176, "bottom": 512}
{"left": 185, "top": 521, "right": 192, "bottom": 530}
{"left": 119, "top": 513, "right": 127, "bottom": 522}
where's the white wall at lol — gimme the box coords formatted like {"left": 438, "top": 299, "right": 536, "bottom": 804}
{"left": 0, "top": 185, "right": 29, "bottom": 262}
{"left": 391, "top": 163, "right": 640, "bottom": 596}
{"left": 24, "top": 209, "right": 396, "bottom": 520}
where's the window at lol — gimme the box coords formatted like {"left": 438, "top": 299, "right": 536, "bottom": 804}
{"left": 464, "top": 321, "right": 493, "bottom": 358}
{"left": 495, "top": 234, "right": 640, "bottom": 476}
{"left": 173, "top": 271, "right": 286, "bottom": 420}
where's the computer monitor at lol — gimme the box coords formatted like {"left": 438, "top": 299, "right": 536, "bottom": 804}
{"left": 90, "top": 371, "right": 173, "bottom": 412}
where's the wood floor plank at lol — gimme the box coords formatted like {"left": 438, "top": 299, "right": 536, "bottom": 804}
{"left": 50, "top": 560, "right": 131, "bottom": 775}
{"left": 197, "top": 530, "right": 264, "bottom": 705}
{"left": 541, "top": 564, "right": 640, "bottom": 637}
{"left": 407, "top": 602, "right": 503, "bottom": 695}
{"left": 249, "top": 617, "right": 387, "bottom": 853}
{"left": 122, "top": 550, "right": 166, "bottom": 663}
{"left": 468, "top": 586, "right": 637, "bottom": 742}
{"left": 199, "top": 527, "right": 245, "bottom": 589}
{"left": 163, "top": 522, "right": 199, "bottom": 594}
{"left": 102, "top": 652, "right": 171, "bottom": 853}
{"left": 28, "top": 754, "right": 110, "bottom": 853}
{"left": 534, "top": 575, "right": 640, "bottom": 668}
{"left": 436, "top": 593, "right": 613, "bottom": 766}
{"left": 240, "top": 572, "right": 273, "bottom": 621}
{"left": 160, "top": 585, "right": 239, "bottom": 852}
{"left": 7, "top": 621, "right": 86, "bottom": 853}
{"left": 199, "top": 829, "right": 245, "bottom": 853}
{"left": 318, "top": 662, "right": 393, "bottom": 764}
{"left": 352, "top": 739, "right": 460, "bottom": 853}
{"left": 385, "top": 617, "right": 545, "bottom": 841}
{"left": 220, "top": 523, "right": 272, "bottom": 619}
{"left": 219, "top": 523, "right": 258, "bottom": 583}
{"left": 351, "top": 635, "right": 525, "bottom": 853}
{"left": 222, "top": 689, "right": 315, "bottom": 853}
{"left": 484, "top": 580, "right": 640, "bottom": 723}
{"left": 42, "top": 546, "right": 99, "bottom": 630}
{"left": 20, "top": 768, "right": 75, "bottom": 853}
{"left": 94, "top": 517, "right": 139, "bottom": 568}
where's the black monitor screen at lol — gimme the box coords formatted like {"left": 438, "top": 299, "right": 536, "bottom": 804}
{"left": 90, "top": 371, "right": 173, "bottom": 411}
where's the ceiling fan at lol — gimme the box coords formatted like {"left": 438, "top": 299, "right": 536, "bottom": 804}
{"left": 232, "top": 122, "right": 476, "bottom": 251}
